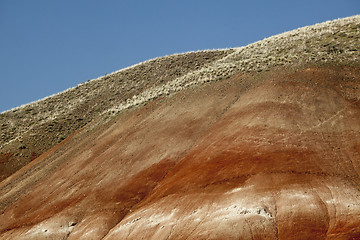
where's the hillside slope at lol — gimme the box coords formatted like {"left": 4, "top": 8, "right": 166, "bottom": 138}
{"left": 1, "top": 16, "right": 359, "bottom": 181}
{"left": 0, "top": 50, "right": 232, "bottom": 181}
{"left": 0, "top": 16, "right": 359, "bottom": 239}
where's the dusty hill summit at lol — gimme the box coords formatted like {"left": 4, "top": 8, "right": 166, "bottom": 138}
{"left": 0, "top": 16, "right": 360, "bottom": 239}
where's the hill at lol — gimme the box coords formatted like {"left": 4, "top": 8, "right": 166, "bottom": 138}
{"left": 0, "top": 15, "right": 359, "bottom": 239}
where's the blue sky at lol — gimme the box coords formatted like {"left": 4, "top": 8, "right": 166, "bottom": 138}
{"left": 0, "top": 0, "right": 359, "bottom": 113}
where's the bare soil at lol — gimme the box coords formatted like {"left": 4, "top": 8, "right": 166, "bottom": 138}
{"left": 0, "top": 65, "right": 359, "bottom": 239}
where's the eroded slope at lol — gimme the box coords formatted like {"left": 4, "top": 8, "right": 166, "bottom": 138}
{"left": 0, "top": 66, "right": 359, "bottom": 239}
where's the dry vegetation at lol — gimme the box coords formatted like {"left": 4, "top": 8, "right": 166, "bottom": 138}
{"left": 107, "top": 16, "right": 359, "bottom": 114}
{"left": 0, "top": 15, "right": 359, "bottom": 180}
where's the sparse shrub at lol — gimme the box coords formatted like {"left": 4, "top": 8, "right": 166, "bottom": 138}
{"left": 57, "top": 135, "right": 66, "bottom": 143}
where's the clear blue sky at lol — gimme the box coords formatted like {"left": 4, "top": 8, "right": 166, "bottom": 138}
{"left": 0, "top": 0, "right": 359, "bottom": 112}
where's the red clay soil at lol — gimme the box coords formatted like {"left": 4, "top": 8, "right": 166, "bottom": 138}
{"left": 0, "top": 65, "right": 359, "bottom": 239}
